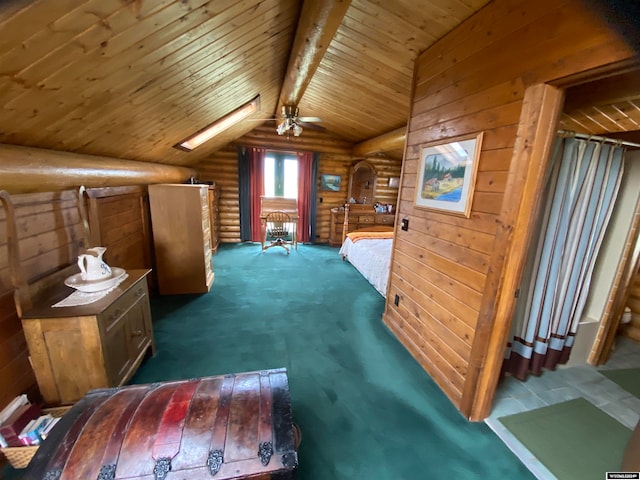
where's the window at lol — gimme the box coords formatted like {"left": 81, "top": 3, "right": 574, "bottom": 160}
{"left": 264, "top": 153, "right": 298, "bottom": 198}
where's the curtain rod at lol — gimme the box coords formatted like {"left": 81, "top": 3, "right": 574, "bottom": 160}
{"left": 557, "top": 130, "right": 640, "bottom": 149}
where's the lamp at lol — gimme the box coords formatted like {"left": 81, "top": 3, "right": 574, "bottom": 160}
{"left": 174, "top": 95, "right": 260, "bottom": 151}
{"left": 276, "top": 105, "right": 303, "bottom": 137}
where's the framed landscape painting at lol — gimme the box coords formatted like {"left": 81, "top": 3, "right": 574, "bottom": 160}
{"left": 415, "top": 132, "right": 483, "bottom": 217}
{"left": 321, "top": 174, "right": 341, "bottom": 191}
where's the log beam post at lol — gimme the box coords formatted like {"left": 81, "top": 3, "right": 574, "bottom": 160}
{"left": 277, "top": 0, "right": 351, "bottom": 111}
{"left": 0, "top": 144, "right": 196, "bottom": 194}
{"left": 352, "top": 127, "right": 406, "bottom": 157}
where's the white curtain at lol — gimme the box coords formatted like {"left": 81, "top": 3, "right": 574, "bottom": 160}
{"left": 504, "top": 137, "right": 625, "bottom": 380}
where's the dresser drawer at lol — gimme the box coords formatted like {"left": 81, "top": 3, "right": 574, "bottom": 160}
{"left": 375, "top": 214, "right": 394, "bottom": 225}
{"left": 101, "top": 278, "right": 148, "bottom": 333}
{"left": 356, "top": 215, "right": 374, "bottom": 224}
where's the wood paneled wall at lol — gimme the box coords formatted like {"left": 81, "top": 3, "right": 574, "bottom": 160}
{"left": 0, "top": 190, "right": 85, "bottom": 408}
{"left": 197, "top": 126, "right": 402, "bottom": 243}
{"left": 383, "top": 0, "right": 636, "bottom": 419}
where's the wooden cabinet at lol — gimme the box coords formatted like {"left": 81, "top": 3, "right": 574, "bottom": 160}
{"left": 83, "top": 185, "right": 155, "bottom": 289}
{"left": 84, "top": 186, "right": 153, "bottom": 271}
{"left": 148, "top": 184, "right": 214, "bottom": 295}
{"left": 329, "top": 207, "right": 394, "bottom": 246}
{"left": 208, "top": 183, "right": 221, "bottom": 253}
{"left": 20, "top": 270, "right": 155, "bottom": 405}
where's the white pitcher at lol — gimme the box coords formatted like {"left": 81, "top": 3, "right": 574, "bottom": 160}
{"left": 78, "top": 247, "right": 112, "bottom": 281}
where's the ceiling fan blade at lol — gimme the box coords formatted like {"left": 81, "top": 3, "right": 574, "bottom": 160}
{"left": 246, "top": 117, "right": 278, "bottom": 121}
{"left": 297, "top": 116, "right": 322, "bottom": 122}
{"left": 299, "top": 121, "right": 326, "bottom": 131}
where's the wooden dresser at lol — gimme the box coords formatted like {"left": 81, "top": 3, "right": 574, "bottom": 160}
{"left": 208, "top": 183, "right": 221, "bottom": 253}
{"left": 148, "top": 184, "right": 214, "bottom": 294}
{"left": 329, "top": 206, "right": 395, "bottom": 246}
{"left": 20, "top": 270, "right": 155, "bottom": 405}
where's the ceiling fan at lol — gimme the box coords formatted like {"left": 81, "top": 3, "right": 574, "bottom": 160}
{"left": 251, "top": 105, "right": 324, "bottom": 136}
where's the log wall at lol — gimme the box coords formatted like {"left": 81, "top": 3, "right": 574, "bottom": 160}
{"left": 197, "top": 126, "right": 402, "bottom": 243}
{"left": 196, "top": 147, "right": 241, "bottom": 244}
{"left": 383, "top": 0, "right": 636, "bottom": 419}
{"left": 0, "top": 190, "right": 85, "bottom": 408}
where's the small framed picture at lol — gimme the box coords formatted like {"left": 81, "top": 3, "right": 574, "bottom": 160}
{"left": 415, "top": 132, "right": 483, "bottom": 217}
{"left": 321, "top": 174, "right": 341, "bottom": 191}
{"left": 388, "top": 177, "right": 400, "bottom": 188}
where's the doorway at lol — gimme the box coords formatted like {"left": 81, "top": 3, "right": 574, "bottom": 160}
{"left": 556, "top": 68, "right": 640, "bottom": 366}
{"left": 485, "top": 69, "right": 640, "bottom": 475}
{"left": 492, "top": 65, "right": 640, "bottom": 402}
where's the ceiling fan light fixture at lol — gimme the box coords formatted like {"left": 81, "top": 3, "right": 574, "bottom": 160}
{"left": 276, "top": 104, "right": 306, "bottom": 137}
{"left": 282, "top": 104, "right": 298, "bottom": 117}
{"left": 174, "top": 95, "right": 260, "bottom": 151}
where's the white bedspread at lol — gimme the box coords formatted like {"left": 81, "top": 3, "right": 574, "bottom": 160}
{"left": 339, "top": 237, "right": 393, "bottom": 296}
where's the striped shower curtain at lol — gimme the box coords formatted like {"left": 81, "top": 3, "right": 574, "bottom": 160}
{"left": 503, "top": 137, "right": 625, "bottom": 380}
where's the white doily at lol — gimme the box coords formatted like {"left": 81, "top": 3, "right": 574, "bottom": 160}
{"left": 53, "top": 274, "right": 129, "bottom": 307}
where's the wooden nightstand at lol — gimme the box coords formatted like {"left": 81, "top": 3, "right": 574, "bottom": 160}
{"left": 20, "top": 269, "right": 155, "bottom": 405}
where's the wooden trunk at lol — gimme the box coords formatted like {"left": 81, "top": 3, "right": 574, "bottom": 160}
{"left": 23, "top": 369, "right": 298, "bottom": 480}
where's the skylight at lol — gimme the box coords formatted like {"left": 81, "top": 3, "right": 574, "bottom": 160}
{"left": 174, "top": 95, "right": 260, "bottom": 151}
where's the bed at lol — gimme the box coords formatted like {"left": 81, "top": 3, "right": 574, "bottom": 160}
{"left": 338, "top": 203, "right": 395, "bottom": 296}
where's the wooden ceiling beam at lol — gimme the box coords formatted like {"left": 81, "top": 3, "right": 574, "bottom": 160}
{"left": 563, "top": 69, "right": 640, "bottom": 112}
{"left": 0, "top": 144, "right": 195, "bottom": 194}
{"left": 352, "top": 127, "right": 406, "bottom": 156}
{"left": 277, "top": 0, "right": 351, "bottom": 112}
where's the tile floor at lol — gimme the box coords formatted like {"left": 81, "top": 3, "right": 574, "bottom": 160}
{"left": 485, "top": 336, "right": 640, "bottom": 480}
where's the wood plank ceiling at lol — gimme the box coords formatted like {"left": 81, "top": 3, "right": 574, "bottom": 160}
{"left": 560, "top": 69, "right": 640, "bottom": 145}
{"left": 0, "top": 0, "right": 491, "bottom": 167}
{"left": 1, "top": 0, "right": 637, "bottom": 169}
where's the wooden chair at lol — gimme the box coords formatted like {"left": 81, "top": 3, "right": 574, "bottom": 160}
{"left": 263, "top": 211, "right": 293, "bottom": 254}
{"left": 260, "top": 196, "right": 298, "bottom": 251}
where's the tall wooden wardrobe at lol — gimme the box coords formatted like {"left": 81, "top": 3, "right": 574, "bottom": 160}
{"left": 148, "top": 184, "right": 214, "bottom": 295}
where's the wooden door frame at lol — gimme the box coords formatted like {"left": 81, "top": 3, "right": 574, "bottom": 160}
{"left": 466, "top": 83, "right": 564, "bottom": 420}
{"left": 590, "top": 184, "right": 640, "bottom": 364}
{"left": 468, "top": 61, "right": 640, "bottom": 421}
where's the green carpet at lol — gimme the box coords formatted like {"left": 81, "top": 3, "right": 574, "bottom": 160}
{"left": 499, "top": 398, "right": 632, "bottom": 480}
{"left": 600, "top": 367, "right": 640, "bottom": 399}
{"left": 118, "top": 243, "right": 533, "bottom": 479}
